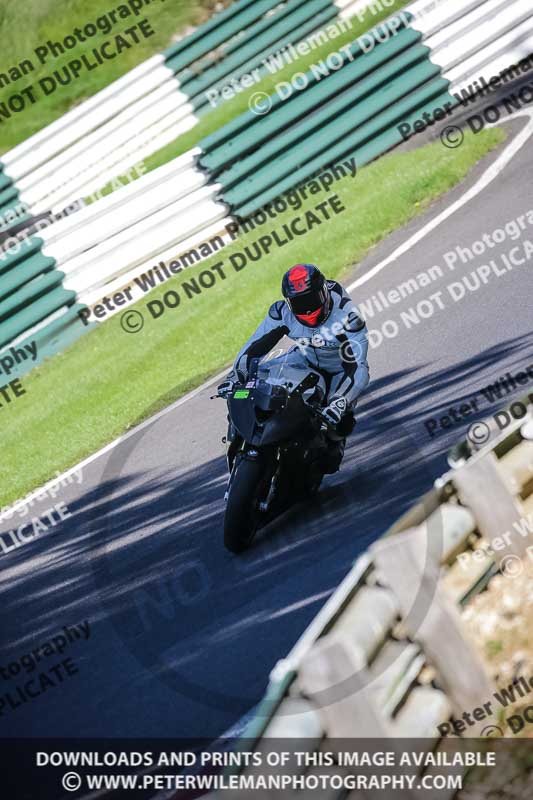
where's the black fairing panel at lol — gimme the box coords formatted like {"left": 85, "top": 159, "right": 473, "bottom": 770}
{"left": 228, "top": 392, "right": 314, "bottom": 446}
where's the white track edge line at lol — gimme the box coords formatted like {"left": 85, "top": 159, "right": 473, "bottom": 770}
{"left": 9, "top": 113, "right": 533, "bottom": 513}
{"left": 7, "top": 368, "right": 230, "bottom": 515}
{"left": 347, "top": 109, "right": 533, "bottom": 292}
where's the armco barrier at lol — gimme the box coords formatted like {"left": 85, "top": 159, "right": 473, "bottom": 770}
{"left": 1, "top": 0, "right": 533, "bottom": 375}
{"left": 227, "top": 402, "right": 533, "bottom": 776}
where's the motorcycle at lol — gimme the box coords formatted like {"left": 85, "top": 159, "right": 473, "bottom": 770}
{"left": 213, "top": 357, "right": 341, "bottom": 553}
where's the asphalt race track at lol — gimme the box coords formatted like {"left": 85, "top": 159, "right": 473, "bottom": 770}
{"left": 1, "top": 115, "right": 533, "bottom": 742}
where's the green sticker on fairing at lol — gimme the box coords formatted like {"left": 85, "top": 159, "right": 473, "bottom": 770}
{"left": 234, "top": 390, "right": 250, "bottom": 399}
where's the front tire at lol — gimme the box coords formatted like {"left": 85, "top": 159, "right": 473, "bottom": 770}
{"left": 224, "top": 458, "right": 270, "bottom": 553}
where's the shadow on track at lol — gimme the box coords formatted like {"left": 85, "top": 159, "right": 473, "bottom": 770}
{"left": 1, "top": 333, "right": 532, "bottom": 737}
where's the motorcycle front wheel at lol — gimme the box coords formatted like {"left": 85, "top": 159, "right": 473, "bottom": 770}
{"left": 224, "top": 458, "right": 270, "bottom": 553}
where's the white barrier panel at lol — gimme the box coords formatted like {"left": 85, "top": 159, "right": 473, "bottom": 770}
{"left": 429, "top": 0, "right": 533, "bottom": 70}
{"left": 425, "top": 0, "right": 510, "bottom": 52}
{"left": 61, "top": 191, "right": 226, "bottom": 290}
{"left": 40, "top": 147, "right": 201, "bottom": 245}
{"left": 37, "top": 115, "right": 196, "bottom": 213}
{"left": 4, "top": 60, "right": 173, "bottom": 178}
{"left": 447, "top": 18, "right": 533, "bottom": 88}
{"left": 49, "top": 171, "right": 209, "bottom": 266}
{"left": 42, "top": 177, "right": 215, "bottom": 264}
{"left": 16, "top": 79, "right": 184, "bottom": 193}
{"left": 66, "top": 203, "right": 227, "bottom": 293}
{"left": 32, "top": 111, "right": 199, "bottom": 213}
{"left": 77, "top": 216, "right": 234, "bottom": 313}
{"left": 413, "top": 0, "right": 496, "bottom": 38}
{"left": 18, "top": 93, "right": 194, "bottom": 206}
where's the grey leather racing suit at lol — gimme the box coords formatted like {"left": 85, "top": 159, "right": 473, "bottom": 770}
{"left": 231, "top": 280, "right": 370, "bottom": 408}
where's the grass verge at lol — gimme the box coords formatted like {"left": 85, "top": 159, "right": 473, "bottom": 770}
{"left": 0, "top": 0, "right": 221, "bottom": 153}
{"left": 0, "top": 128, "right": 505, "bottom": 505}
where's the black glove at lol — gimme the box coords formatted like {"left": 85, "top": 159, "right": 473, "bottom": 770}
{"left": 322, "top": 396, "right": 348, "bottom": 426}
{"left": 217, "top": 379, "right": 235, "bottom": 398}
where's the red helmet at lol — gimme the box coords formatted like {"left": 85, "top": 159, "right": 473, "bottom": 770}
{"left": 281, "top": 264, "right": 331, "bottom": 327}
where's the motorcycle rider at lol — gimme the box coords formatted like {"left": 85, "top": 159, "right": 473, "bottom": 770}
{"left": 218, "top": 264, "right": 370, "bottom": 472}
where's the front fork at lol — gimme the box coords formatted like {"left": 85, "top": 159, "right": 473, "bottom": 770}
{"left": 224, "top": 424, "right": 279, "bottom": 511}
{"left": 225, "top": 421, "right": 242, "bottom": 475}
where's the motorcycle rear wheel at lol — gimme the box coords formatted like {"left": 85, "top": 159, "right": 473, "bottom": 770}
{"left": 224, "top": 458, "right": 270, "bottom": 553}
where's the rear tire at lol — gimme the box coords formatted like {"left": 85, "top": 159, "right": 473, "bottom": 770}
{"left": 224, "top": 458, "right": 270, "bottom": 553}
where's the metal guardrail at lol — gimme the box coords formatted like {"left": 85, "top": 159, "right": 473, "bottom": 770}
{"left": 232, "top": 399, "right": 533, "bottom": 792}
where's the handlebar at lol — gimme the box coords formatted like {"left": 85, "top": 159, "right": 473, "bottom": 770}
{"left": 211, "top": 382, "right": 334, "bottom": 428}
{"left": 211, "top": 383, "right": 244, "bottom": 400}
{"left": 211, "top": 401, "right": 335, "bottom": 444}
{"left": 306, "top": 401, "right": 334, "bottom": 428}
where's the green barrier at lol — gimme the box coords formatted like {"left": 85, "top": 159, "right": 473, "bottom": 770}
{"left": 0, "top": 185, "right": 20, "bottom": 211}
{"left": 165, "top": 0, "right": 285, "bottom": 72}
{"left": 0, "top": 285, "right": 76, "bottom": 348}
{"left": 0, "top": 237, "right": 44, "bottom": 273}
{"left": 353, "top": 88, "right": 457, "bottom": 167}
{"left": 164, "top": 0, "right": 273, "bottom": 59}
{"left": 0, "top": 212, "right": 32, "bottom": 235}
{"left": 0, "top": 2, "right": 454, "bottom": 373}
{"left": 32, "top": 302, "right": 94, "bottom": 350}
{"left": 185, "top": 0, "right": 333, "bottom": 110}
{"left": 179, "top": 0, "right": 336, "bottom": 100}
{"left": 234, "top": 78, "right": 453, "bottom": 216}
{"left": 217, "top": 41, "right": 431, "bottom": 187}
{"left": 222, "top": 0, "right": 313, "bottom": 58}
{"left": 191, "top": 4, "right": 342, "bottom": 116}
{"left": 0, "top": 172, "right": 13, "bottom": 193}
{"left": 226, "top": 62, "right": 445, "bottom": 210}
{"left": 0, "top": 269, "right": 64, "bottom": 320}
{"left": 190, "top": 0, "right": 315, "bottom": 73}
{"left": 200, "top": 12, "right": 414, "bottom": 154}
{"left": 0, "top": 303, "right": 94, "bottom": 381}
{"left": 0, "top": 251, "right": 56, "bottom": 300}
{"left": 202, "top": 27, "right": 423, "bottom": 172}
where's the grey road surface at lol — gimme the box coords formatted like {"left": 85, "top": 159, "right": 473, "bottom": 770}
{"left": 1, "top": 115, "right": 532, "bottom": 742}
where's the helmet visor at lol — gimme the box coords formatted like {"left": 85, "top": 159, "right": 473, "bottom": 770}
{"left": 287, "top": 284, "right": 329, "bottom": 316}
